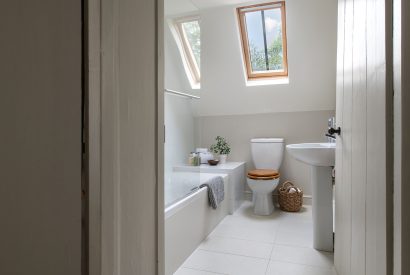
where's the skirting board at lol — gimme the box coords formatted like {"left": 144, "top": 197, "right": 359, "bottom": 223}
{"left": 244, "top": 191, "right": 313, "bottom": 206}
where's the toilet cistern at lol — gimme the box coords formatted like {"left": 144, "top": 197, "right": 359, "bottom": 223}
{"left": 247, "top": 138, "right": 284, "bottom": 216}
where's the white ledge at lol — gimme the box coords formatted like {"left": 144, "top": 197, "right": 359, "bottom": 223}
{"left": 246, "top": 77, "right": 289, "bottom": 87}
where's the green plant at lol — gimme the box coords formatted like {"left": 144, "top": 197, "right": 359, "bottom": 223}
{"left": 210, "top": 136, "right": 231, "bottom": 155}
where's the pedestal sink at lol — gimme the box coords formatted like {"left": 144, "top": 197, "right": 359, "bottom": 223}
{"left": 286, "top": 143, "right": 335, "bottom": 252}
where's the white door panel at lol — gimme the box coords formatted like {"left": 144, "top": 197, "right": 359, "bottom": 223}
{"left": 334, "top": 0, "right": 391, "bottom": 274}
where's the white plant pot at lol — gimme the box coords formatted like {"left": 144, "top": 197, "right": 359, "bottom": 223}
{"left": 219, "top": 154, "right": 228, "bottom": 164}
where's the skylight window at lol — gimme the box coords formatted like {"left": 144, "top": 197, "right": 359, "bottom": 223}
{"left": 237, "top": 2, "right": 288, "bottom": 80}
{"left": 173, "top": 17, "right": 201, "bottom": 88}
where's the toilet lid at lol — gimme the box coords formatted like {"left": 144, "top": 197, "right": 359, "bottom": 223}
{"left": 247, "top": 169, "right": 280, "bottom": 180}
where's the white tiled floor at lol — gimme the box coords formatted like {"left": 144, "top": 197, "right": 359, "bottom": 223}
{"left": 174, "top": 201, "right": 336, "bottom": 275}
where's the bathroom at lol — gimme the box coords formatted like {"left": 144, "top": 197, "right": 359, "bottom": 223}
{"left": 1, "top": 0, "right": 404, "bottom": 273}
{"left": 164, "top": 0, "right": 337, "bottom": 274}
{"left": 0, "top": 0, "right": 402, "bottom": 273}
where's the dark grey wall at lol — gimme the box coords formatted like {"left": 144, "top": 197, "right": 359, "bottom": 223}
{"left": 0, "top": 1, "right": 82, "bottom": 274}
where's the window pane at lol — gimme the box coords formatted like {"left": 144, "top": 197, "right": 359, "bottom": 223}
{"left": 182, "top": 20, "right": 200, "bottom": 68}
{"left": 265, "top": 9, "right": 284, "bottom": 71}
{"left": 245, "top": 11, "right": 267, "bottom": 72}
{"left": 243, "top": 7, "right": 285, "bottom": 74}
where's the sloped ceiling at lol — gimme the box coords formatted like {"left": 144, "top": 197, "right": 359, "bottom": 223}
{"left": 191, "top": 0, "right": 255, "bottom": 9}
{"left": 165, "top": 0, "right": 198, "bottom": 16}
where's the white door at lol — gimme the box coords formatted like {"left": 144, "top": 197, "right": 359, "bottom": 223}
{"left": 0, "top": 1, "right": 83, "bottom": 274}
{"left": 334, "top": 0, "right": 392, "bottom": 274}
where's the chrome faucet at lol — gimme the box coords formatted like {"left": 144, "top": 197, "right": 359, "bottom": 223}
{"left": 326, "top": 117, "right": 339, "bottom": 143}
{"left": 328, "top": 116, "right": 335, "bottom": 129}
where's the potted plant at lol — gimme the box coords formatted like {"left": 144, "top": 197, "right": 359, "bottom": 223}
{"left": 210, "top": 136, "right": 231, "bottom": 164}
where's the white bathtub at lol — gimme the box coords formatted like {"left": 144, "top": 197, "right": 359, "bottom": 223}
{"left": 173, "top": 162, "right": 246, "bottom": 214}
{"left": 165, "top": 172, "right": 229, "bottom": 275}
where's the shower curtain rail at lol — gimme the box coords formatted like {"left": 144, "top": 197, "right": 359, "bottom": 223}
{"left": 164, "top": 89, "right": 200, "bottom": 99}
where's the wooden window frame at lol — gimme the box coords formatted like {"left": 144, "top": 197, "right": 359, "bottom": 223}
{"left": 173, "top": 16, "right": 201, "bottom": 86}
{"left": 237, "top": 1, "right": 288, "bottom": 80}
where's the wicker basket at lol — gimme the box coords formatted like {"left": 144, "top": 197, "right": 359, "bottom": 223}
{"left": 278, "top": 181, "right": 303, "bottom": 212}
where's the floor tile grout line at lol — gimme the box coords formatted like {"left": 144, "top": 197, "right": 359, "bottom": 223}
{"left": 273, "top": 211, "right": 286, "bottom": 244}
{"left": 271, "top": 242, "right": 335, "bottom": 252}
{"left": 264, "top": 244, "right": 276, "bottom": 275}
{"left": 272, "top": 226, "right": 280, "bottom": 245}
{"left": 209, "top": 234, "right": 276, "bottom": 245}
{"left": 219, "top": 219, "right": 283, "bottom": 227}
{"left": 268, "top": 243, "right": 276, "bottom": 259}
{"left": 202, "top": 236, "right": 333, "bottom": 260}
{"left": 206, "top": 234, "right": 276, "bottom": 245}
{"left": 273, "top": 242, "right": 315, "bottom": 249}
{"left": 269, "top": 259, "right": 336, "bottom": 270}
{"left": 196, "top": 248, "right": 272, "bottom": 261}
{"left": 264, "top": 261, "right": 271, "bottom": 275}
{"left": 178, "top": 266, "right": 228, "bottom": 275}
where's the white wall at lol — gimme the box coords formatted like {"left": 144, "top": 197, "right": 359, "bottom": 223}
{"left": 191, "top": 0, "right": 338, "bottom": 116}
{"left": 165, "top": 95, "right": 196, "bottom": 179}
{"left": 164, "top": 23, "right": 197, "bottom": 181}
{"left": 165, "top": 0, "right": 338, "bottom": 198}
{"left": 195, "top": 110, "right": 334, "bottom": 198}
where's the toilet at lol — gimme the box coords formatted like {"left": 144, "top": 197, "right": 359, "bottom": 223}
{"left": 247, "top": 138, "right": 284, "bottom": 215}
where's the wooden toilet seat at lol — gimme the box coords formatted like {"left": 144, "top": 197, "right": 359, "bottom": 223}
{"left": 247, "top": 169, "right": 280, "bottom": 180}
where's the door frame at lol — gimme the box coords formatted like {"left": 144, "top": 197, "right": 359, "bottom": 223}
{"left": 393, "top": 0, "right": 410, "bottom": 274}
{"left": 86, "top": 0, "right": 101, "bottom": 273}
{"left": 85, "top": 0, "right": 410, "bottom": 274}
{"left": 87, "top": 0, "right": 165, "bottom": 274}
{"left": 157, "top": 1, "right": 166, "bottom": 274}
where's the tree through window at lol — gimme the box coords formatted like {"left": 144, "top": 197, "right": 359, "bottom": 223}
{"left": 237, "top": 2, "right": 288, "bottom": 79}
{"left": 173, "top": 17, "right": 201, "bottom": 88}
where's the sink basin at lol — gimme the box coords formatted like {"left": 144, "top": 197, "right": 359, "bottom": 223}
{"left": 286, "top": 143, "right": 335, "bottom": 167}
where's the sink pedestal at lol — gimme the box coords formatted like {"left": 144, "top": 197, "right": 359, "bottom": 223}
{"left": 286, "top": 143, "right": 335, "bottom": 252}
{"left": 311, "top": 166, "right": 334, "bottom": 252}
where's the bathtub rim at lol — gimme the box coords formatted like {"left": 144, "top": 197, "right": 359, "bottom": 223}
{"left": 164, "top": 173, "right": 228, "bottom": 220}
